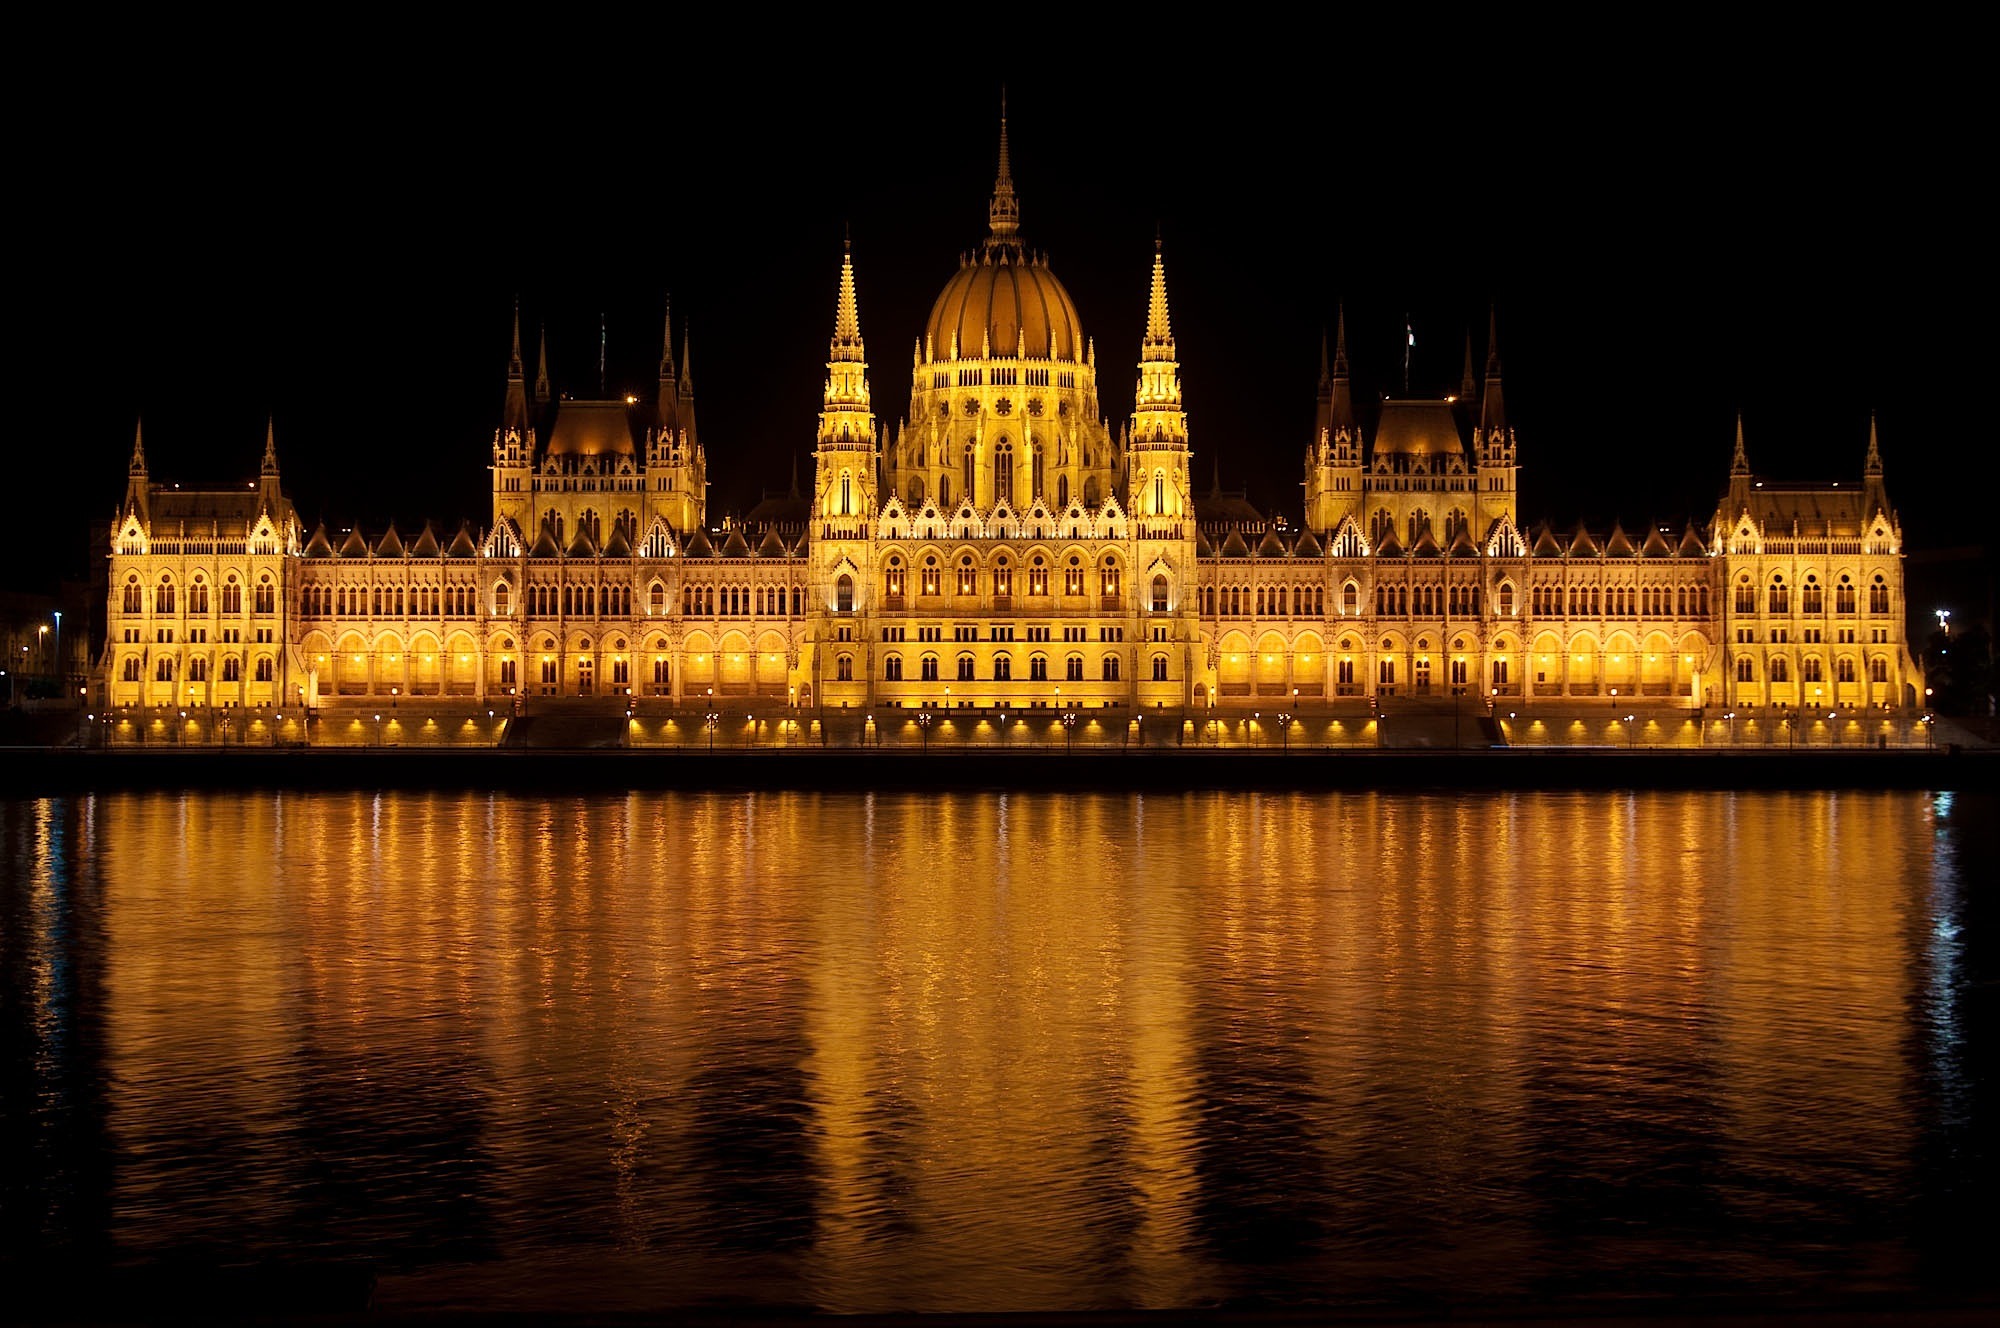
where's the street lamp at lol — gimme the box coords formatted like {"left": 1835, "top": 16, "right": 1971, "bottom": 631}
{"left": 1061, "top": 708, "right": 1077, "bottom": 753}
{"left": 52, "top": 611, "right": 62, "bottom": 687}
{"left": 916, "top": 709, "right": 932, "bottom": 753}
{"left": 1936, "top": 608, "right": 1951, "bottom": 636}
{"left": 1277, "top": 712, "right": 1292, "bottom": 752}
{"left": 705, "top": 709, "right": 719, "bottom": 751}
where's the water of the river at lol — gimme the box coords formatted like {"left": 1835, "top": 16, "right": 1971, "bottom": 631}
{"left": 2, "top": 789, "right": 1995, "bottom": 1317}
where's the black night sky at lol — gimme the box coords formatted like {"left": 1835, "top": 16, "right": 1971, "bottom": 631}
{"left": 16, "top": 35, "right": 1985, "bottom": 596}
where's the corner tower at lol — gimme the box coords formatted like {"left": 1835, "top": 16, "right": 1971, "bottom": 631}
{"left": 1303, "top": 307, "right": 1362, "bottom": 534}
{"left": 1473, "top": 306, "right": 1517, "bottom": 533}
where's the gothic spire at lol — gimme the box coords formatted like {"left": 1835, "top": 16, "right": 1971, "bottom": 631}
{"left": 534, "top": 324, "right": 551, "bottom": 403}
{"left": 1328, "top": 303, "right": 1356, "bottom": 435}
{"left": 987, "top": 88, "right": 1020, "bottom": 241}
{"left": 1864, "top": 412, "right": 1883, "bottom": 476}
{"left": 262, "top": 415, "right": 279, "bottom": 475}
{"left": 1317, "top": 328, "right": 1331, "bottom": 396}
{"left": 831, "top": 233, "right": 864, "bottom": 356}
{"left": 679, "top": 326, "right": 694, "bottom": 398}
{"left": 656, "top": 296, "right": 681, "bottom": 440}
{"left": 503, "top": 304, "right": 530, "bottom": 436}
{"left": 1730, "top": 413, "right": 1749, "bottom": 476}
{"left": 1459, "top": 329, "right": 1478, "bottom": 404}
{"left": 1143, "top": 233, "right": 1173, "bottom": 350}
{"left": 129, "top": 417, "right": 146, "bottom": 473}
{"left": 1479, "top": 305, "right": 1507, "bottom": 439}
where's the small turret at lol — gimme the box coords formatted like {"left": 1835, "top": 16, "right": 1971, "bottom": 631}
{"left": 1478, "top": 305, "right": 1506, "bottom": 441}
{"left": 1727, "top": 413, "right": 1752, "bottom": 511}
{"left": 1862, "top": 413, "right": 1889, "bottom": 519}
{"left": 502, "top": 300, "right": 530, "bottom": 439}
{"left": 656, "top": 296, "right": 681, "bottom": 444}
{"left": 259, "top": 415, "right": 283, "bottom": 515}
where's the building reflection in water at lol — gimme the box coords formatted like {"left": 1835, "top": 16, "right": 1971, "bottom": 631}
{"left": 0, "top": 788, "right": 1989, "bottom": 1314}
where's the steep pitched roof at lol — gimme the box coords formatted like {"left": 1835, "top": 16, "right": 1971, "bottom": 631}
{"left": 338, "top": 528, "right": 370, "bottom": 558}
{"left": 447, "top": 524, "right": 479, "bottom": 557}
{"left": 409, "top": 522, "right": 440, "bottom": 558}
{"left": 303, "top": 523, "right": 335, "bottom": 557}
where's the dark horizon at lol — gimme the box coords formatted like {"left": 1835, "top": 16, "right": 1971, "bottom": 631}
{"left": 16, "top": 42, "right": 1984, "bottom": 594}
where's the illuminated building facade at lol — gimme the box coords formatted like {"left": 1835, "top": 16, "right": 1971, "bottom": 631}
{"left": 97, "top": 113, "right": 1924, "bottom": 732}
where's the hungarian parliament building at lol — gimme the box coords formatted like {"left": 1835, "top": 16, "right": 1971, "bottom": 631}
{"left": 98, "top": 117, "right": 1923, "bottom": 731}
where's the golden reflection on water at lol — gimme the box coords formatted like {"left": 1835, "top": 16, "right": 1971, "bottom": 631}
{"left": 3, "top": 789, "right": 1967, "bottom": 1313}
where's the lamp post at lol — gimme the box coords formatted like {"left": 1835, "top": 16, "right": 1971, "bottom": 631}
{"left": 374, "top": 713, "right": 383, "bottom": 746}
{"left": 52, "top": 611, "right": 62, "bottom": 689}
{"left": 1935, "top": 608, "right": 1951, "bottom": 637}
{"left": 916, "top": 709, "right": 932, "bottom": 753}
{"left": 1061, "top": 708, "right": 1077, "bottom": 754}
{"left": 1625, "top": 714, "right": 1635, "bottom": 749}
{"left": 488, "top": 708, "right": 499, "bottom": 747}
{"left": 1277, "top": 712, "right": 1292, "bottom": 753}
{"left": 705, "top": 709, "right": 719, "bottom": 751}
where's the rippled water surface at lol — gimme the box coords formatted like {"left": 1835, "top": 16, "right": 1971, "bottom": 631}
{"left": 3, "top": 789, "right": 1995, "bottom": 1315}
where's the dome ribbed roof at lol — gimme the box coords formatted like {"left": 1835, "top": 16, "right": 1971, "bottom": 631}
{"left": 925, "top": 250, "right": 1083, "bottom": 363}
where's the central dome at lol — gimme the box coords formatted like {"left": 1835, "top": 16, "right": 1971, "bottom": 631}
{"left": 926, "top": 250, "right": 1084, "bottom": 363}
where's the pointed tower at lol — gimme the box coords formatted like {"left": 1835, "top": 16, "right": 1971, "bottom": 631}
{"left": 503, "top": 300, "right": 530, "bottom": 439}
{"left": 810, "top": 239, "right": 880, "bottom": 711}
{"left": 1129, "top": 236, "right": 1190, "bottom": 524}
{"left": 814, "top": 237, "right": 878, "bottom": 521}
{"left": 492, "top": 308, "right": 533, "bottom": 533}
{"left": 1474, "top": 305, "right": 1517, "bottom": 531}
{"left": 123, "top": 417, "right": 150, "bottom": 528}
{"left": 646, "top": 296, "right": 703, "bottom": 534}
{"left": 1726, "top": 412, "right": 1752, "bottom": 512}
{"left": 258, "top": 415, "right": 284, "bottom": 516}
{"left": 677, "top": 327, "right": 698, "bottom": 453}
{"left": 1304, "top": 305, "right": 1363, "bottom": 533}
{"left": 1862, "top": 413, "right": 1889, "bottom": 520}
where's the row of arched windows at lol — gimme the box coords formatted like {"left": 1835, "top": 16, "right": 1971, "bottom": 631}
{"left": 1201, "top": 584, "right": 1330, "bottom": 617}
{"left": 122, "top": 574, "right": 269, "bottom": 616}
{"left": 124, "top": 654, "right": 274, "bottom": 684}
{"left": 881, "top": 652, "right": 1127, "bottom": 683}
{"left": 680, "top": 585, "right": 806, "bottom": 617}
{"left": 1738, "top": 654, "right": 1891, "bottom": 684}
{"left": 1530, "top": 583, "right": 1712, "bottom": 618}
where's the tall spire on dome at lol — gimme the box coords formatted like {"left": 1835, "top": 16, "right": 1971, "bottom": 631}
{"left": 987, "top": 87, "right": 1020, "bottom": 242}
{"left": 1479, "top": 304, "right": 1506, "bottom": 439}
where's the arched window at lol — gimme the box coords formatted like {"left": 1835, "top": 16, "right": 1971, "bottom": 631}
{"left": 1065, "top": 556, "right": 1084, "bottom": 596}
{"left": 1837, "top": 656, "right": 1856, "bottom": 683}
{"left": 1057, "top": 474, "right": 1069, "bottom": 508}
{"left": 1102, "top": 655, "right": 1120, "bottom": 681}
{"left": 1151, "top": 574, "right": 1169, "bottom": 612}
{"left": 1771, "top": 656, "right": 1789, "bottom": 683}
{"left": 495, "top": 582, "right": 511, "bottom": 615}
{"left": 839, "top": 471, "right": 853, "bottom": 516}
{"left": 123, "top": 577, "right": 141, "bottom": 614}
{"left": 189, "top": 579, "right": 209, "bottom": 615}
{"left": 1801, "top": 578, "right": 1823, "bottom": 614}
{"left": 156, "top": 657, "right": 175, "bottom": 682}
{"left": 885, "top": 557, "right": 906, "bottom": 600}
{"left": 835, "top": 574, "right": 854, "bottom": 613}
{"left": 1371, "top": 510, "right": 1393, "bottom": 545}
{"left": 920, "top": 654, "right": 939, "bottom": 682}
{"left": 1065, "top": 654, "right": 1084, "bottom": 681}
{"left": 1153, "top": 471, "right": 1166, "bottom": 516}
{"left": 884, "top": 654, "right": 903, "bottom": 681}
{"left": 1836, "top": 577, "right": 1856, "bottom": 613}
{"left": 1152, "top": 654, "right": 1168, "bottom": 681}
{"left": 1029, "top": 555, "right": 1048, "bottom": 596}
{"left": 1030, "top": 654, "right": 1048, "bottom": 681}
{"left": 958, "top": 556, "right": 976, "bottom": 595}
{"left": 1099, "top": 558, "right": 1120, "bottom": 600}
{"left": 1803, "top": 656, "right": 1822, "bottom": 683}
{"left": 255, "top": 576, "right": 275, "bottom": 614}
{"left": 1031, "top": 443, "right": 1044, "bottom": 499}
{"left": 121, "top": 656, "right": 141, "bottom": 681}
{"left": 995, "top": 653, "right": 1012, "bottom": 680}
{"left": 1498, "top": 582, "right": 1514, "bottom": 616}
{"left": 962, "top": 443, "right": 975, "bottom": 503}
{"left": 995, "top": 439, "right": 1013, "bottom": 503}
{"left": 957, "top": 653, "right": 975, "bottom": 681}
{"left": 1870, "top": 656, "right": 1888, "bottom": 683}
{"left": 189, "top": 657, "right": 208, "bottom": 682}
{"left": 1344, "top": 582, "right": 1359, "bottom": 615}
{"left": 836, "top": 654, "right": 853, "bottom": 681}
{"left": 1869, "top": 576, "right": 1889, "bottom": 614}
{"left": 649, "top": 582, "right": 665, "bottom": 615}
{"left": 222, "top": 656, "right": 240, "bottom": 682}
{"left": 907, "top": 474, "right": 927, "bottom": 507}
{"left": 1737, "top": 656, "right": 1755, "bottom": 682}
{"left": 922, "top": 556, "right": 941, "bottom": 595}
{"left": 1735, "top": 577, "right": 1756, "bottom": 614}
{"left": 255, "top": 657, "right": 273, "bottom": 682}
{"left": 1768, "top": 576, "right": 1789, "bottom": 614}
{"left": 157, "top": 577, "right": 175, "bottom": 614}
{"left": 1407, "top": 509, "right": 1430, "bottom": 544}
{"left": 939, "top": 475, "right": 951, "bottom": 508}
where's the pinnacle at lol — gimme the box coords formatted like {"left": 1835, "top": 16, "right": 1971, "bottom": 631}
{"left": 1144, "top": 240, "right": 1172, "bottom": 346}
